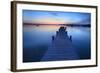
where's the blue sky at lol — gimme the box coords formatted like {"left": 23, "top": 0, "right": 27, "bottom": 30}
{"left": 23, "top": 10, "right": 91, "bottom": 25}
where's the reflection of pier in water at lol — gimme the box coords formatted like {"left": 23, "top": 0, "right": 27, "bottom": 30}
{"left": 41, "top": 27, "right": 79, "bottom": 61}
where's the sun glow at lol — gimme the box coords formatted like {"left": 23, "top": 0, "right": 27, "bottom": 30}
{"left": 39, "top": 25, "right": 61, "bottom": 31}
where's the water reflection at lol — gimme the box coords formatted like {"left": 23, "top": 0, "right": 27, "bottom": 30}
{"left": 23, "top": 25, "right": 91, "bottom": 62}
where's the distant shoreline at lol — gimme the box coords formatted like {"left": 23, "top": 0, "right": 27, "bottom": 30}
{"left": 23, "top": 23, "right": 91, "bottom": 27}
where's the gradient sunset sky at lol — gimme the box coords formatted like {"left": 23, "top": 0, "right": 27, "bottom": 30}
{"left": 23, "top": 10, "right": 91, "bottom": 25}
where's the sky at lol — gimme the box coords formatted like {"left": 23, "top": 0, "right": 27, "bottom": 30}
{"left": 23, "top": 10, "right": 91, "bottom": 25}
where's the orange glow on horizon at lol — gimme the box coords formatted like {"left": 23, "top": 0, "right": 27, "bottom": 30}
{"left": 39, "top": 25, "right": 61, "bottom": 31}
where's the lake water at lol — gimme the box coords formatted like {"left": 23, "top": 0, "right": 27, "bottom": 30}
{"left": 23, "top": 25, "right": 91, "bottom": 62}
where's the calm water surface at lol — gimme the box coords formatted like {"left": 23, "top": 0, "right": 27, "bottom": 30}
{"left": 23, "top": 25, "right": 91, "bottom": 62}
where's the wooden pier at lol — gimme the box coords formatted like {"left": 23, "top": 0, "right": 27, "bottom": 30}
{"left": 41, "top": 27, "right": 79, "bottom": 61}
